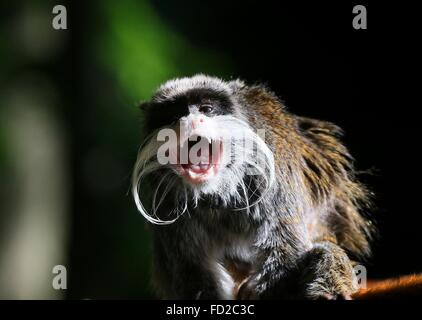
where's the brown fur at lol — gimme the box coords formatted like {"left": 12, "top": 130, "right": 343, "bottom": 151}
{"left": 239, "top": 84, "right": 373, "bottom": 258}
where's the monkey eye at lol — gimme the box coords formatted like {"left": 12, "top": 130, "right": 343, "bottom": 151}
{"left": 199, "top": 104, "right": 213, "bottom": 114}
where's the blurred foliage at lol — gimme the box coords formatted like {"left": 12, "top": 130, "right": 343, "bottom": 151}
{"left": 98, "top": 0, "right": 232, "bottom": 104}
{"left": 0, "top": 0, "right": 232, "bottom": 299}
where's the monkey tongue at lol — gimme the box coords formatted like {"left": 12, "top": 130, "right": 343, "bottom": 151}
{"left": 181, "top": 162, "right": 218, "bottom": 184}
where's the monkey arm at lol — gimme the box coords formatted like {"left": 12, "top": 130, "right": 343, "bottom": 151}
{"left": 151, "top": 225, "right": 223, "bottom": 299}
{"left": 169, "top": 258, "right": 222, "bottom": 299}
{"left": 237, "top": 217, "right": 312, "bottom": 299}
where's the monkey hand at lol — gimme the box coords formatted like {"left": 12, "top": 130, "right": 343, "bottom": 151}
{"left": 299, "top": 241, "right": 358, "bottom": 300}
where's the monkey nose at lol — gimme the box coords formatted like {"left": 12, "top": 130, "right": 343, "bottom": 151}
{"left": 191, "top": 116, "right": 205, "bottom": 129}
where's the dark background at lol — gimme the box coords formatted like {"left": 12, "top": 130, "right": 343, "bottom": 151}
{"left": 0, "top": 1, "right": 420, "bottom": 299}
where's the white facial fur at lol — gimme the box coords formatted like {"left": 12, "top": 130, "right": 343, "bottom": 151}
{"left": 132, "top": 114, "right": 275, "bottom": 225}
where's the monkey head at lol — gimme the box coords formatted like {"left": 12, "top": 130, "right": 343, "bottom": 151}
{"left": 132, "top": 75, "right": 275, "bottom": 224}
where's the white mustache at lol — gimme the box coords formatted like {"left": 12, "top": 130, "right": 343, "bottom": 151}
{"left": 132, "top": 115, "right": 275, "bottom": 225}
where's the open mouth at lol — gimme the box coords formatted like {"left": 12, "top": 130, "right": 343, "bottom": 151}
{"left": 178, "top": 135, "right": 223, "bottom": 184}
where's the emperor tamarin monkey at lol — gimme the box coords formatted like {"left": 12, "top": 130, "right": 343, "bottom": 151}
{"left": 132, "top": 75, "right": 373, "bottom": 299}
